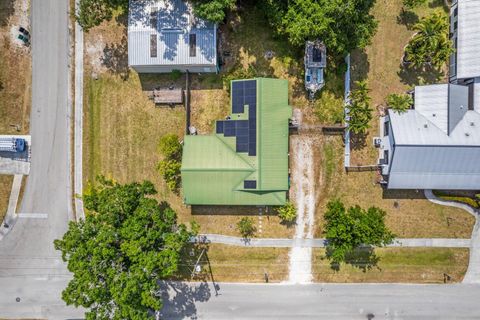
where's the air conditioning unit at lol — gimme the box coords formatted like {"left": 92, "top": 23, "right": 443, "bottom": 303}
{"left": 373, "top": 137, "right": 382, "bottom": 148}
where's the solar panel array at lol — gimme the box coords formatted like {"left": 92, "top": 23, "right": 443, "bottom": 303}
{"left": 216, "top": 80, "right": 257, "bottom": 156}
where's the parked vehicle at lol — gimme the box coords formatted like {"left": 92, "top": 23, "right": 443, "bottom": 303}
{"left": 304, "top": 40, "right": 327, "bottom": 99}
{"left": 0, "top": 137, "right": 26, "bottom": 153}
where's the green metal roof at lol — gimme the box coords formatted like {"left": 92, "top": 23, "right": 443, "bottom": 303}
{"left": 181, "top": 78, "right": 292, "bottom": 205}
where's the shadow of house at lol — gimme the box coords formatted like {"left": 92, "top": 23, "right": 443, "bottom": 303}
{"left": 191, "top": 205, "right": 277, "bottom": 216}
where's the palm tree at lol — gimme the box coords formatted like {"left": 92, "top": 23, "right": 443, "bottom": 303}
{"left": 386, "top": 93, "right": 413, "bottom": 113}
{"left": 404, "top": 11, "right": 454, "bottom": 69}
{"left": 347, "top": 80, "right": 372, "bottom": 134}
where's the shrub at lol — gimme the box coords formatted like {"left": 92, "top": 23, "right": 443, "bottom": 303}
{"left": 237, "top": 217, "right": 256, "bottom": 239}
{"left": 347, "top": 80, "right": 372, "bottom": 134}
{"left": 386, "top": 93, "right": 413, "bottom": 114}
{"left": 277, "top": 202, "right": 297, "bottom": 223}
{"left": 158, "top": 134, "right": 182, "bottom": 161}
{"left": 158, "top": 159, "right": 181, "bottom": 192}
{"left": 403, "top": 0, "right": 427, "bottom": 10}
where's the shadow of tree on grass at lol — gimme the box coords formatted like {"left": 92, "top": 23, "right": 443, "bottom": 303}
{"left": 102, "top": 35, "right": 130, "bottom": 80}
{"left": 328, "top": 247, "right": 381, "bottom": 272}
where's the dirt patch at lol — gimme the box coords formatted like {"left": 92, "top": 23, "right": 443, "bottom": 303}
{"left": 86, "top": 37, "right": 106, "bottom": 74}
{"left": 287, "top": 134, "right": 323, "bottom": 283}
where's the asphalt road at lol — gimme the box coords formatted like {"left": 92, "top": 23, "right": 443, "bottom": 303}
{"left": 159, "top": 282, "right": 480, "bottom": 320}
{"left": 0, "top": 0, "right": 72, "bottom": 278}
{"left": 2, "top": 279, "right": 480, "bottom": 319}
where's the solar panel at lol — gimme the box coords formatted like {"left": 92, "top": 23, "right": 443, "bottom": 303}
{"left": 220, "top": 80, "right": 258, "bottom": 155}
{"left": 236, "top": 143, "right": 248, "bottom": 153}
{"left": 216, "top": 121, "right": 224, "bottom": 134}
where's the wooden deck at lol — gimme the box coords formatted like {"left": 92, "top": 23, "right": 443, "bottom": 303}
{"left": 152, "top": 88, "right": 183, "bottom": 104}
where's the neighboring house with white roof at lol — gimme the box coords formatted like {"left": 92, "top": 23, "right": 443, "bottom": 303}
{"left": 377, "top": 0, "right": 480, "bottom": 190}
{"left": 128, "top": 0, "right": 218, "bottom": 73}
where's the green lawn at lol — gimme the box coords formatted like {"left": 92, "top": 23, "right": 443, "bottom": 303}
{"left": 313, "top": 248, "right": 469, "bottom": 283}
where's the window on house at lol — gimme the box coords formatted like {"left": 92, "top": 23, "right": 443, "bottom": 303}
{"left": 244, "top": 180, "right": 257, "bottom": 189}
{"left": 189, "top": 34, "right": 196, "bottom": 57}
{"left": 454, "top": 7, "right": 458, "bottom": 17}
{"left": 383, "top": 150, "right": 389, "bottom": 165}
{"left": 384, "top": 121, "right": 389, "bottom": 137}
{"left": 150, "top": 34, "right": 157, "bottom": 58}
{"left": 150, "top": 7, "right": 158, "bottom": 29}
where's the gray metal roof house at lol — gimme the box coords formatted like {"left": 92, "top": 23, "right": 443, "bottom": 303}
{"left": 377, "top": 0, "right": 480, "bottom": 190}
{"left": 128, "top": 0, "right": 218, "bottom": 73}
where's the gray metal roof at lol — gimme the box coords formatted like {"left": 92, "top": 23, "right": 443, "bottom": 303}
{"left": 387, "top": 145, "right": 480, "bottom": 190}
{"left": 128, "top": 0, "right": 217, "bottom": 67}
{"left": 456, "top": 0, "right": 480, "bottom": 79}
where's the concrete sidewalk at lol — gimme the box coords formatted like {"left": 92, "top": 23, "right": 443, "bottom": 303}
{"left": 424, "top": 190, "right": 480, "bottom": 284}
{"left": 0, "top": 174, "right": 23, "bottom": 240}
{"left": 194, "top": 234, "right": 471, "bottom": 248}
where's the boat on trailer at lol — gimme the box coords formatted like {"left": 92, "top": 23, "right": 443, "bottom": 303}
{"left": 304, "top": 40, "right": 326, "bottom": 99}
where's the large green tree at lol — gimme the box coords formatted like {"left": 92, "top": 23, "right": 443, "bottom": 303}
{"left": 404, "top": 11, "right": 454, "bottom": 69}
{"left": 324, "top": 199, "right": 395, "bottom": 265}
{"left": 76, "top": 0, "right": 127, "bottom": 31}
{"left": 347, "top": 80, "right": 373, "bottom": 134}
{"left": 54, "top": 178, "right": 195, "bottom": 319}
{"left": 262, "top": 0, "right": 378, "bottom": 55}
{"left": 191, "top": 0, "right": 235, "bottom": 23}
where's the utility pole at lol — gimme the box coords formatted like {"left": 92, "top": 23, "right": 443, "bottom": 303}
{"left": 191, "top": 247, "right": 206, "bottom": 278}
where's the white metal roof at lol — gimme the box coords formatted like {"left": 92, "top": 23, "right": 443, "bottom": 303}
{"left": 128, "top": 0, "right": 217, "bottom": 67}
{"left": 390, "top": 84, "right": 480, "bottom": 145}
{"left": 456, "top": 0, "right": 480, "bottom": 79}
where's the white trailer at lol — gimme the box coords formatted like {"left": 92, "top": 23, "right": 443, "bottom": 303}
{"left": 0, "top": 137, "right": 26, "bottom": 152}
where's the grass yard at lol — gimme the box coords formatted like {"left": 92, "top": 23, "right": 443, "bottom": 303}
{"left": 0, "top": 0, "right": 31, "bottom": 222}
{"left": 314, "top": 136, "right": 475, "bottom": 239}
{"left": 349, "top": 0, "right": 449, "bottom": 165}
{"left": 178, "top": 244, "right": 290, "bottom": 283}
{"left": 82, "top": 7, "right": 297, "bottom": 238}
{"left": 313, "top": 248, "right": 469, "bottom": 283}
{"left": 0, "top": 175, "right": 13, "bottom": 222}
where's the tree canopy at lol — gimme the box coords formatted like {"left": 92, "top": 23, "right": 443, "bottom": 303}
{"left": 404, "top": 11, "right": 453, "bottom": 69}
{"left": 76, "top": 0, "right": 127, "bottom": 31}
{"left": 347, "top": 80, "right": 373, "bottom": 134}
{"left": 237, "top": 217, "right": 256, "bottom": 239}
{"left": 191, "top": 0, "right": 235, "bottom": 23}
{"left": 386, "top": 93, "right": 413, "bottom": 113}
{"left": 262, "top": 0, "right": 378, "bottom": 55}
{"left": 54, "top": 178, "right": 196, "bottom": 319}
{"left": 324, "top": 199, "right": 395, "bottom": 265}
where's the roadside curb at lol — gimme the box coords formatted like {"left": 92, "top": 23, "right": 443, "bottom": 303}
{"left": 73, "top": 0, "right": 85, "bottom": 221}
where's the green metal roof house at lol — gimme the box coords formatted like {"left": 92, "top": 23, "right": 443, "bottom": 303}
{"left": 181, "top": 78, "right": 292, "bottom": 205}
